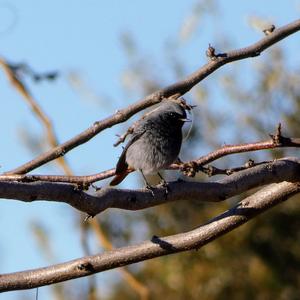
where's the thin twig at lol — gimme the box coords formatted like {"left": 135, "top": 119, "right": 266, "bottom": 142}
{"left": 200, "top": 159, "right": 270, "bottom": 176}
{"left": 179, "top": 129, "right": 300, "bottom": 177}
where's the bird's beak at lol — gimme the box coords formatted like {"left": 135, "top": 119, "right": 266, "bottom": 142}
{"left": 180, "top": 118, "right": 191, "bottom": 122}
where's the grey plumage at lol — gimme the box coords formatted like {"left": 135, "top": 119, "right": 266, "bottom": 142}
{"left": 110, "top": 100, "right": 188, "bottom": 186}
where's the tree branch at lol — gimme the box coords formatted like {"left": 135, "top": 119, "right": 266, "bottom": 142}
{"left": 1, "top": 180, "right": 299, "bottom": 292}
{"left": 1, "top": 127, "right": 299, "bottom": 184}
{"left": 0, "top": 157, "right": 299, "bottom": 216}
{"left": 179, "top": 128, "right": 300, "bottom": 177}
{"left": 4, "top": 19, "right": 300, "bottom": 175}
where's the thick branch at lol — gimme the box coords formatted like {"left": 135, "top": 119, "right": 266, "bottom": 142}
{"left": 0, "top": 158, "right": 299, "bottom": 216}
{"left": 4, "top": 19, "right": 300, "bottom": 175}
{"left": 1, "top": 180, "right": 299, "bottom": 292}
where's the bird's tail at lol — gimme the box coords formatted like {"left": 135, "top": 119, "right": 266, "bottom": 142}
{"left": 110, "top": 169, "right": 133, "bottom": 186}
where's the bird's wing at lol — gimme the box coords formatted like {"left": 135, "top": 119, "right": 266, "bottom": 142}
{"left": 115, "top": 130, "right": 146, "bottom": 174}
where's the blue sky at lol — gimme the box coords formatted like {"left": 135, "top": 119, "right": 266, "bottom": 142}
{"left": 0, "top": 1, "right": 299, "bottom": 299}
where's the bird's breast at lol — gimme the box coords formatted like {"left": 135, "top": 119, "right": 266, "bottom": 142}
{"left": 125, "top": 124, "right": 182, "bottom": 173}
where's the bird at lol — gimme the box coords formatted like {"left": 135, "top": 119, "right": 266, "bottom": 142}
{"left": 110, "top": 99, "right": 190, "bottom": 187}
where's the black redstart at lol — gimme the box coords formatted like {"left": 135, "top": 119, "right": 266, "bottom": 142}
{"left": 110, "top": 99, "right": 189, "bottom": 187}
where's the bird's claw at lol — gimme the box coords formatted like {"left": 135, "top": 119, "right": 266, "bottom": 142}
{"left": 145, "top": 184, "right": 155, "bottom": 197}
{"left": 158, "top": 179, "right": 169, "bottom": 197}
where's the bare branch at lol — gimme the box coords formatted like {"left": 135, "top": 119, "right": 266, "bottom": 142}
{"left": 1, "top": 180, "right": 299, "bottom": 292}
{"left": 199, "top": 159, "right": 270, "bottom": 176}
{"left": 179, "top": 136, "right": 300, "bottom": 177}
{"left": 4, "top": 19, "right": 300, "bottom": 175}
{"left": 0, "top": 169, "right": 115, "bottom": 186}
{"left": 1, "top": 126, "right": 299, "bottom": 184}
{"left": 0, "top": 158, "right": 299, "bottom": 216}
